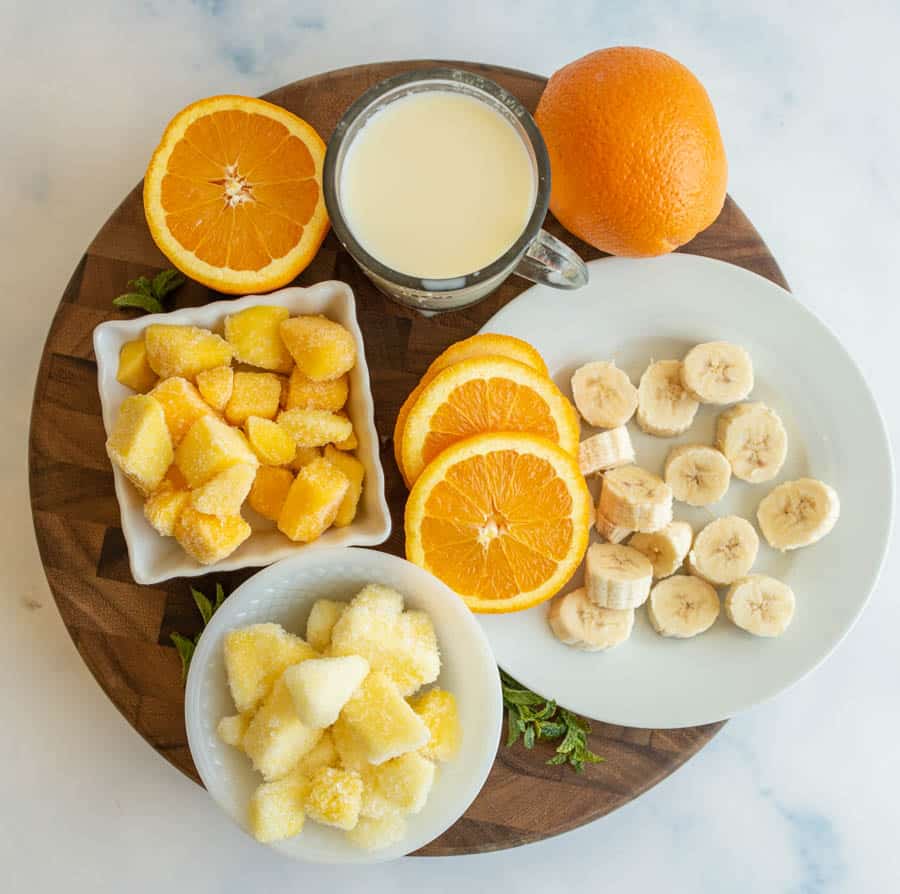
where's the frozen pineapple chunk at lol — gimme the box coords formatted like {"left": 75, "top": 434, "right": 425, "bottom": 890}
{"left": 243, "top": 677, "right": 324, "bottom": 781}
{"left": 248, "top": 773, "right": 310, "bottom": 843}
{"left": 224, "top": 305, "right": 293, "bottom": 373}
{"left": 143, "top": 486, "right": 189, "bottom": 536}
{"left": 247, "top": 466, "right": 294, "bottom": 522}
{"left": 323, "top": 445, "right": 365, "bottom": 527}
{"left": 116, "top": 339, "right": 157, "bottom": 392}
{"left": 175, "top": 415, "right": 258, "bottom": 487}
{"left": 277, "top": 408, "right": 353, "bottom": 448}
{"left": 337, "top": 671, "right": 430, "bottom": 766}
{"left": 174, "top": 506, "right": 251, "bottom": 565}
{"left": 289, "top": 445, "right": 321, "bottom": 471}
{"left": 352, "top": 584, "right": 405, "bottom": 615}
{"left": 409, "top": 689, "right": 461, "bottom": 762}
{"left": 150, "top": 376, "right": 213, "bottom": 444}
{"left": 224, "top": 622, "right": 318, "bottom": 713}
{"left": 304, "top": 766, "right": 363, "bottom": 830}
{"left": 369, "top": 751, "right": 435, "bottom": 815}
{"left": 277, "top": 457, "right": 349, "bottom": 542}
{"left": 279, "top": 315, "right": 357, "bottom": 382}
{"left": 347, "top": 814, "right": 406, "bottom": 852}
{"left": 388, "top": 611, "right": 441, "bottom": 696}
{"left": 284, "top": 655, "right": 370, "bottom": 729}
{"left": 106, "top": 394, "right": 173, "bottom": 495}
{"left": 190, "top": 462, "right": 256, "bottom": 517}
{"left": 217, "top": 712, "right": 252, "bottom": 748}
{"left": 144, "top": 324, "right": 233, "bottom": 380}
{"left": 286, "top": 366, "right": 349, "bottom": 411}
{"left": 225, "top": 371, "right": 283, "bottom": 425}
{"left": 357, "top": 765, "right": 399, "bottom": 820}
{"left": 292, "top": 729, "right": 338, "bottom": 777}
{"left": 195, "top": 365, "right": 234, "bottom": 412}
{"left": 332, "top": 413, "right": 359, "bottom": 451}
{"left": 245, "top": 415, "right": 296, "bottom": 465}
{"left": 305, "top": 599, "right": 346, "bottom": 651}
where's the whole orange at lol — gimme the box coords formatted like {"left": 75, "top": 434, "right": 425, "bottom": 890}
{"left": 535, "top": 47, "right": 728, "bottom": 257}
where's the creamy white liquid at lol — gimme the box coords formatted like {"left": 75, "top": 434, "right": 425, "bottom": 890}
{"left": 339, "top": 91, "right": 536, "bottom": 279}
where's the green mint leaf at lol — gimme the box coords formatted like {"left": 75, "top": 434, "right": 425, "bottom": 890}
{"left": 536, "top": 720, "right": 566, "bottom": 740}
{"left": 191, "top": 587, "right": 214, "bottom": 626}
{"left": 522, "top": 724, "right": 536, "bottom": 750}
{"left": 151, "top": 268, "right": 186, "bottom": 299}
{"left": 556, "top": 723, "right": 582, "bottom": 755}
{"left": 170, "top": 632, "right": 196, "bottom": 681}
{"left": 546, "top": 752, "right": 568, "bottom": 766}
{"left": 127, "top": 275, "right": 154, "bottom": 295}
{"left": 213, "top": 582, "right": 225, "bottom": 613}
{"left": 502, "top": 688, "right": 546, "bottom": 706}
{"left": 533, "top": 701, "right": 557, "bottom": 721}
{"left": 112, "top": 292, "right": 165, "bottom": 314}
{"left": 506, "top": 707, "right": 522, "bottom": 747}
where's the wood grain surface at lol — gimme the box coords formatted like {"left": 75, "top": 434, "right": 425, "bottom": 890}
{"left": 28, "top": 60, "right": 788, "bottom": 856}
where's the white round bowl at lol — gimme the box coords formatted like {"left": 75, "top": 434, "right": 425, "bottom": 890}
{"left": 185, "top": 547, "right": 502, "bottom": 863}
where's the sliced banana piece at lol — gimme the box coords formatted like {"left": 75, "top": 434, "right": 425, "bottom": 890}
{"left": 598, "top": 465, "right": 673, "bottom": 533}
{"left": 570, "top": 361, "right": 638, "bottom": 428}
{"left": 648, "top": 574, "right": 720, "bottom": 638}
{"left": 681, "top": 342, "right": 754, "bottom": 404}
{"left": 547, "top": 587, "right": 635, "bottom": 651}
{"left": 664, "top": 444, "right": 731, "bottom": 507}
{"left": 579, "top": 426, "right": 635, "bottom": 476}
{"left": 757, "top": 478, "right": 840, "bottom": 550}
{"left": 687, "top": 515, "right": 759, "bottom": 587}
{"left": 628, "top": 521, "right": 693, "bottom": 578}
{"left": 585, "top": 542, "right": 653, "bottom": 609}
{"left": 716, "top": 402, "right": 788, "bottom": 483}
{"left": 636, "top": 359, "right": 699, "bottom": 437}
{"left": 594, "top": 507, "right": 632, "bottom": 544}
{"left": 725, "top": 575, "right": 795, "bottom": 637}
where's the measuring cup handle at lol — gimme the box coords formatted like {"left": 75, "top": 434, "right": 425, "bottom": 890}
{"left": 513, "top": 228, "right": 589, "bottom": 289}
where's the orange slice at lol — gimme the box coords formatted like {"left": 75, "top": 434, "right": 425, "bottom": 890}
{"left": 400, "top": 355, "right": 579, "bottom": 485}
{"left": 143, "top": 95, "right": 329, "bottom": 294}
{"left": 405, "top": 432, "right": 592, "bottom": 612}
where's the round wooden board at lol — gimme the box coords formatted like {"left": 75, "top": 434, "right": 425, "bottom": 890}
{"left": 28, "top": 60, "right": 788, "bottom": 856}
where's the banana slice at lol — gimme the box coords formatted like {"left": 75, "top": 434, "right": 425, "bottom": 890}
{"left": 548, "top": 587, "right": 635, "bottom": 651}
{"left": 681, "top": 342, "right": 754, "bottom": 404}
{"left": 724, "top": 575, "right": 795, "bottom": 637}
{"left": 636, "top": 360, "right": 700, "bottom": 437}
{"left": 594, "top": 507, "right": 632, "bottom": 544}
{"left": 579, "top": 426, "right": 635, "bottom": 476}
{"left": 686, "top": 515, "right": 759, "bottom": 586}
{"left": 648, "top": 575, "right": 720, "bottom": 638}
{"left": 757, "top": 478, "right": 840, "bottom": 550}
{"left": 628, "top": 521, "right": 693, "bottom": 578}
{"left": 664, "top": 444, "right": 731, "bottom": 507}
{"left": 570, "top": 361, "right": 638, "bottom": 428}
{"left": 716, "top": 402, "right": 787, "bottom": 483}
{"left": 598, "top": 465, "right": 673, "bottom": 533}
{"left": 584, "top": 542, "right": 653, "bottom": 609}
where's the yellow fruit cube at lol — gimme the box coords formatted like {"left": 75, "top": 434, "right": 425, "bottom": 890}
{"left": 216, "top": 712, "right": 252, "bottom": 748}
{"left": 289, "top": 445, "right": 321, "bottom": 471}
{"left": 305, "top": 599, "right": 346, "bottom": 651}
{"left": 224, "top": 305, "right": 293, "bottom": 373}
{"left": 409, "top": 689, "right": 461, "bottom": 762}
{"left": 286, "top": 366, "right": 349, "bottom": 411}
{"left": 279, "top": 315, "right": 357, "bottom": 381}
{"left": 224, "top": 622, "right": 319, "bottom": 713}
{"left": 174, "top": 506, "right": 251, "bottom": 565}
{"left": 247, "top": 466, "right": 294, "bottom": 522}
{"left": 248, "top": 774, "right": 310, "bottom": 843}
{"left": 144, "top": 324, "right": 233, "bottom": 380}
{"left": 284, "top": 655, "right": 370, "bottom": 729}
{"left": 143, "top": 486, "right": 190, "bottom": 536}
{"left": 292, "top": 730, "right": 338, "bottom": 777}
{"left": 277, "top": 408, "right": 353, "bottom": 447}
{"left": 304, "top": 766, "right": 363, "bottom": 831}
{"left": 346, "top": 815, "right": 406, "bottom": 852}
{"left": 195, "top": 366, "right": 234, "bottom": 412}
{"left": 331, "top": 714, "right": 369, "bottom": 772}
{"left": 386, "top": 611, "right": 441, "bottom": 696}
{"left": 357, "top": 765, "right": 400, "bottom": 820}
{"left": 369, "top": 751, "right": 435, "bottom": 815}
{"left": 323, "top": 445, "right": 365, "bottom": 527}
{"left": 277, "top": 457, "right": 349, "bottom": 543}
{"left": 333, "top": 413, "right": 359, "bottom": 451}
{"left": 225, "top": 371, "right": 283, "bottom": 425}
{"left": 243, "top": 677, "right": 324, "bottom": 781}
{"left": 175, "top": 415, "right": 258, "bottom": 487}
{"left": 190, "top": 462, "right": 256, "bottom": 517}
{"left": 149, "top": 376, "right": 213, "bottom": 444}
{"left": 352, "top": 584, "right": 405, "bottom": 614}
{"left": 245, "top": 415, "right": 296, "bottom": 465}
{"left": 159, "top": 464, "right": 188, "bottom": 490}
{"left": 116, "top": 339, "right": 157, "bottom": 392}
{"left": 105, "top": 394, "right": 173, "bottom": 495}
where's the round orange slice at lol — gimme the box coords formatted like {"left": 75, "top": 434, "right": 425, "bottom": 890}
{"left": 405, "top": 432, "right": 592, "bottom": 612}
{"left": 143, "top": 95, "right": 329, "bottom": 294}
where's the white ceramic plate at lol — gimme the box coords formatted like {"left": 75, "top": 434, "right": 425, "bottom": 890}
{"left": 185, "top": 547, "right": 502, "bottom": 863}
{"left": 478, "top": 254, "right": 893, "bottom": 729}
{"left": 93, "top": 282, "right": 391, "bottom": 584}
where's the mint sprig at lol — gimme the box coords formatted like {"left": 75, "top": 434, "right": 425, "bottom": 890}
{"left": 170, "top": 582, "right": 226, "bottom": 681}
{"left": 113, "top": 268, "right": 185, "bottom": 314}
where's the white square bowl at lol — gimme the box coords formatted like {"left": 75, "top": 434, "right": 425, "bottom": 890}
{"left": 93, "top": 282, "right": 391, "bottom": 585}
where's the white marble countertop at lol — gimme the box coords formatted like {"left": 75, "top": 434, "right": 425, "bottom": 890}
{"left": 3, "top": 1, "right": 899, "bottom": 891}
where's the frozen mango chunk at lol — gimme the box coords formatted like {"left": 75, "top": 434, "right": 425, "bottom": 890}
{"left": 305, "top": 598, "right": 346, "bottom": 651}
{"left": 369, "top": 751, "right": 435, "bottom": 815}
{"left": 323, "top": 445, "right": 365, "bottom": 527}
{"left": 175, "top": 415, "right": 258, "bottom": 487}
{"left": 277, "top": 408, "right": 353, "bottom": 448}
{"left": 116, "top": 339, "right": 157, "bottom": 392}
{"left": 289, "top": 445, "right": 321, "bottom": 471}
{"left": 409, "top": 689, "right": 461, "bottom": 762}
{"left": 245, "top": 415, "right": 296, "bottom": 466}
{"left": 279, "top": 315, "right": 356, "bottom": 381}
{"left": 248, "top": 773, "right": 310, "bottom": 843}
{"left": 174, "top": 506, "right": 251, "bottom": 565}
{"left": 247, "top": 465, "right": 294, "bottom": 522}
{"left": 225, "top": 371, "right": 283, "bottom": 425}
{"left": 224, "top": 305, "right": 293, "bottom": 373}
{"left": 190, "top": 462, "right": 256, "bottom": 517}
{"left": 195, "top": 365, "right": 234, "bottom": 412}
{"left": 149, "top": 376, "right": 213, "bottom": 444}
{"left": 277, "top": 456, "right": 349, "bottom": 543}
{"left": 286, "top": 366, "right": 349, "bottom": 411}
{"left": 347, "top": 814, "right": 406, "bottom": 852}
{"left": 292, "top": 730, "right": 338, "bottom": 777}
{"left": 216, "top": 712, "right": 252, "bottom": 748}
{"left": 143, "top": 486, "right": 190, "bottom": 536}
{"left": 332, "top": 412, "right": 359, "bottom": 451}
{"left": 284, "top": 655, "right": 370, "bottom": 729}
{"left": 106, "top": 394, "right": 173, "bottom": 495}
{"left": 303, "top": 766, "right": 363, "bottom": 831}
{"left": 144, "top": 324, "right": 233, "bottom": 380}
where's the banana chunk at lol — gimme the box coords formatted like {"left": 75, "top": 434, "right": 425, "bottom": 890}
{"left": 648, "top": 575, "right": 720, "bottom": 638}
{"left": 716, "top": 402, "right": 787, "bottom": 483}
{"left": 579, "top": 426, "right": 635, "bottom": 476}
{"left": 570, "top": 361, "right": 638, "bottom": 428}
{"left": 687, "top": 516, "right": 759, "bottom": 587}
{"left": 664, "top": 444, "right": 731, "bottom": 507}
{"left": 680, "top": 342, "right": 754, "bottom": 404}
{"left": 757, "top": 478, "right": 840, "bottom": 550}
{"left": 725, "top": 575, "right": 795, "bottom": 637}
{"left": 584, "top": 542, "right": 653, "bottom": 609}
{"left": 629, "top": 521, "right": 693, "bottom": 578}
{"left": 636, "top": 359, "right": 699, "bottom": 437}
{"left": 594, "top": 507, "right": 632, "bottom": 543}
{"left": 598, "top": 465, "right": 673, "bottom": 533}
{"left": 548, "top": 587, "right": 635, "bottom": 651}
